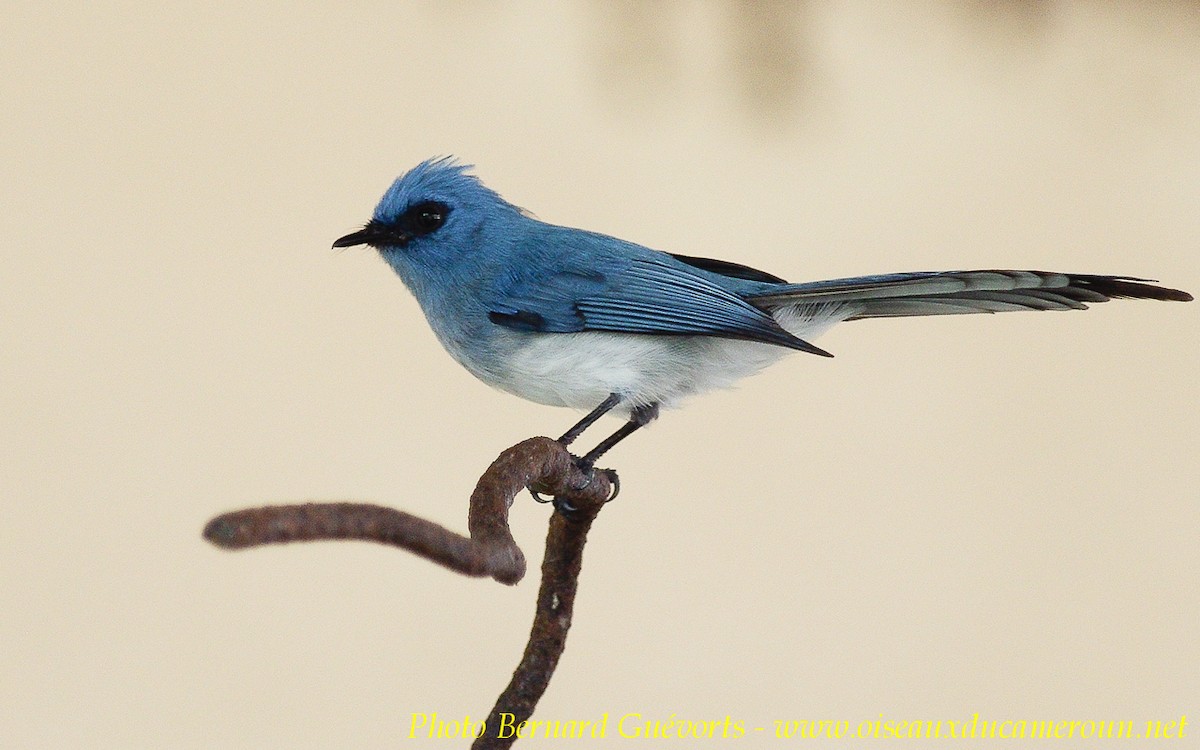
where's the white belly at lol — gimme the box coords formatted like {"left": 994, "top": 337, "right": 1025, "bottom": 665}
{"left": 485, "top": 303, "right": 851, "bottom": 414}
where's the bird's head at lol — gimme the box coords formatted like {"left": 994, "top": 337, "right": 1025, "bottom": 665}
{"left": 333, "top": 158, "right": 521, "bottom": 275}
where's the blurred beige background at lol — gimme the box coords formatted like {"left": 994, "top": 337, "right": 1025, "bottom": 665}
{"left": 2, "top": 2, "right": 1197, "bottom": 748}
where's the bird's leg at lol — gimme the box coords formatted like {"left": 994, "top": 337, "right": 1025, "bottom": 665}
{"left": 531, "top": 399, "right": 656, "bottom": 510}
{"left": 577, "top": 402, "right": 660, "bottom": 472}
{"left": 557, "top": 393, "right": 622, "bottom": 446}
{"left": 530, "top": 394, "right": 626, "bottom": 508}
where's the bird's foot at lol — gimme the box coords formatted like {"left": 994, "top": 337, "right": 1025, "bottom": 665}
{"left": 569, "top": 456, "right": 620, "bottom": 501}
{"left": 527, "top": 456, "right": 620, "bottom": 513}
{"left": 571, "top": 454, "right": 596, "bottom": 486}
{"left": 598, "top": 468, "right": 620, "bottom": 503}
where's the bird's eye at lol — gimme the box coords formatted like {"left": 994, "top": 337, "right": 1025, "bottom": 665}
{"left": 406, "top": 201, "right": 449, "bottom": 236}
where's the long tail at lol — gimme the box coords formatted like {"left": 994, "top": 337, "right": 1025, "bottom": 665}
{"left": 746, "top": 270, "right": 1191, "bottom": 320}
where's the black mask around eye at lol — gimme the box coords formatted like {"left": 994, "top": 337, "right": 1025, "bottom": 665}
{"left": 402, "top": 201, "right": 450, "bottom": 237}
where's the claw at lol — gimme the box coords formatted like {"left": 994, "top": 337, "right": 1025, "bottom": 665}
{"left": 568, "top": 468, "right": 592, "bottom": 492}
{"left": 531, "top": 460, "right": 619, "bottom": 516}
{"left": 571, "top": 461, "right": 595, "bottom": 491}
{"left": 601, "top": 468, "right": 620, "bottom": 503}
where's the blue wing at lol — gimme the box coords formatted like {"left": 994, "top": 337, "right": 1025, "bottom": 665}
{"left": 488, "top": 255, "right": 831, "bottom": 356}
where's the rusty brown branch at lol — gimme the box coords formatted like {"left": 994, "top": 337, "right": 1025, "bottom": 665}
{"left": 204, "top": 435, "right": 614, "bottom": 747}
{"left": 473, "top": 453, "right": 611, "bottom": 749}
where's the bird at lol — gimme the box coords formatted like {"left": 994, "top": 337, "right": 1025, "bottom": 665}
{"left": 334, "top": 157, "right": 1191, "bottom": 479}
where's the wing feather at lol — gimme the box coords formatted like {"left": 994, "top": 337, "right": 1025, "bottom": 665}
{"left": 491, "top": 258, "right": 832, "bottom": 355}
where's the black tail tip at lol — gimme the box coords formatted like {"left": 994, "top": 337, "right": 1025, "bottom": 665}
{"left": 1072, "top": 275, "right": 1193, "bottom": 302}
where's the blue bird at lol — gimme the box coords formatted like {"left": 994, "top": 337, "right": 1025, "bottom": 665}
{"left": 334, "top": 158, "right": 1191, "bottom": 474}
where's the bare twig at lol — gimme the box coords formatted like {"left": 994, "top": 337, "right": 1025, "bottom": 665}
{"left": 204, "top": 436, "right": 615, "bottom": 747}
{"left": 473, "top": 451, "right": 611, "bottom": 749}
{"left": 204, "top": 501, "right": 527, "bottom": 583}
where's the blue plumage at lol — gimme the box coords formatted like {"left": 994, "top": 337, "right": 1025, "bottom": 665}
{"left": 491, "top": 245, "right": 822, "bottom": 353}
{"left": 334, "top": 158, "right": 1191, "bottom": 467}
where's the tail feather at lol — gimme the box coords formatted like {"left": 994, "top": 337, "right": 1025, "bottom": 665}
{"left": 747, "top": 270, "right": 1191, "bottom": 320}
{"left": 1066, "top": 274, "right": 1193, "bottom": 302}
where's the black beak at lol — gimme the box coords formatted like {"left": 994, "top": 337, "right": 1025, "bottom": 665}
{"left": 332, "top": 221, "right": 409, "bottom": 249}
{"left": 332, "top": 228, "right": 372, "bottom": 248}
